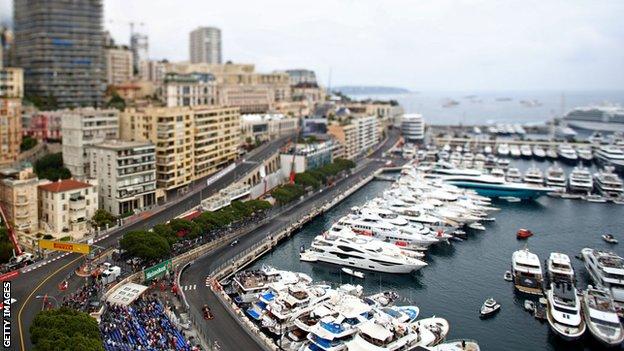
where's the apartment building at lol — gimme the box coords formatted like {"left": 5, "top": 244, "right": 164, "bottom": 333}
{"left": 353, "top": 115, "right": 380, "bottom": 155}
{"left": 88, "top": 140, "right": 156, "bottom": 216}
{"left": 218, "top": 85, "right": 272, "bottom": 114}
{"left": 61, "top": 108, "right": 119, "bottom": 178}
{"left": 328, "top": 116, "right": 380, "bottom": 160}
{"left": 22, "top": 111, "right": 63, "bottom": 141}
{"left": 189, "top": 27, "right": 222, "bottom": 64}
{"left": 279, "top": 140, "right": 336, "bottom": 177}
{"left": 163, "top": 72, "right": 217, "bottom": 107}
{"left": 240, "top": 113, "right": 298, "bottom": 143}
{"left": 284, "top": 69, "right": 317, "bottom": 85}
{"left": 327, "top": 123, "right": 358, "bottom": 160}
{"left": 105, "top": 46, "right": 133, "bottom": 85}
{"left": 120, "top": 105, "right": 240, "bottom": 191}
{"left": 139, "top": 59, "right": 166, "bottom": 83}
{"left": 0, "top": 67, "right": 23, "bottom": 166}
{"left": 0, "top": 165, "right": 39, "bottom": 237}
{"left": 38, "top": 179, "right": 98, "bottom": 240}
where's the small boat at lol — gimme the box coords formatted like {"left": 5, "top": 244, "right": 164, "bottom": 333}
{"left": 452, "top": 230, "right": 467, "bottom": 239}
{"left": 585, "top": 194, "right": 607, "bottom": 203}
{"left": 603, "top": 234, "right": 618, "bottom": 244}
{"left": 468, "top": 222, "right": 486, "bottom": 231}
{"left": 517, "top": 228, "right": 533, "bottom": 239}
{"left": 342, "top": 267, "right": 365, "bottom": 279}
{"left": 299, "top": 251, "right": 318, "bottom": 262}
{"left": 614, "top": 197, "right": 624, "bottom": 205}
{"left": 500, "top": 196, "right": 521, "bottom": 203}
{"left": 560, "top": 193, "right": 582, "bottom": 199}
{"left": 524, "top": 300, "right": 535, "bottom": 312}
{"left": 504, "top": 271, "right": 513, "bottom": 281}
{"left": 480, "top": 298, "right": 501, "bottom": 318}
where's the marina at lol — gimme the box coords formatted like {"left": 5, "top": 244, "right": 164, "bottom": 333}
{"left": 243, "top": 156, "right": 624, "bottom": 351}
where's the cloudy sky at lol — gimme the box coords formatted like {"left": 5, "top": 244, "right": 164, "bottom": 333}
{"left": 2, "top": 0, "right": 623, "bottom": 91}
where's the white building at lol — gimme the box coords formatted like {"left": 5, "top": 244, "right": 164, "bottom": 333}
{"left": 279, "top": 140, "right": 336, "bottom": 177}
{"left": 61, "top": 108, "right": 119, "bottom": 178}
{"left": 105, "top": 47, "right": 133, "bottom": 85}
{"left": 88, "top": 140, "right": 157, "bottom": 216}
{"left": 353, "top": 115, "right": 381, "bottom": 156}
{"left": 240, "top": 113, "right": 298, "bottom": 143}
{"left": 189, "top": 27, "right": 222, "bottom": 64}
{"left": 163, "top": 72, "right": 217, "bottom": 107}
{"left": 401, "top": 113, "right": 425, "bottom": 143}
{"left": 38, "top": 179, "right": 98, "bottom": 240}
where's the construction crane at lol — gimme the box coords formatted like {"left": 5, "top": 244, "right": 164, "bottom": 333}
{"left": 0, "top": 204, "right": 33, "bottom": 266}
{"left": 107, "top": 19, "right": 145, "bottom": 42}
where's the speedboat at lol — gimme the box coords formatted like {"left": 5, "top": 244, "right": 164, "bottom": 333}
{"left": 480, "top": 298, "right": 501, "bottom": 318}
{"left": 517, "top": 228, "right": 533, "bottom": 239}
{"left": 568, "top": 165, "right": 593, "bottom": 194}
{"left": 504, "top": 271, "right": 513, "bottom": 281}
{"left": 582, "top": 286, "right": 624, "bottom": 346}
{"left": 603, "top": 234, "right": 618, "bottom": 244}
{"left": 546, "top": 253, "right": 575, "bottom": 284}
{"left": 577, "top": 147, "right": 593, "bottom": 164}
{"left": 510, "top": 144, "right": 521, "bottom": 158}
{"left": 532, "top": 145, "right": 546, "bottom": 160}
{"left": 558, "top": 144, "right": 578, "bottom": 165}
{"left": 505, "top": 168, "right": 522, "bottom": 183}
{"left": 545, "top": 164, "right": 566, "bottom": 192}
{"left": 582, "top": 248, "right": 624, "bottom": 316}
{"left": 595, "top": 145, "right": 624, "bottom": 174}
{"left": 497, "top": 144, "right": 510, "bottom": 157}
{"left": 594, "top": 167, "right": 624, "bottom": 199}
{"left": 546, "top": 281, "right": 586, "bottom": 340}
{"left": 345, "top": 315, "right": 443, "bottom": 351}
{"left": 523, "top": 166, "right": 544, "bottom": 186}
{"left": 342, "top": 268, "right": 365, "bottom": 279}
{"left": 520, "top": 144, "right": 532, "bottom": 159}
{"left": 512, "top": 248, "right": 544, "bottom": 295}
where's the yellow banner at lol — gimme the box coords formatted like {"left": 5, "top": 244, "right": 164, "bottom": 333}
{"left": 39, "top": 240, "right": 90, "bottom": 254}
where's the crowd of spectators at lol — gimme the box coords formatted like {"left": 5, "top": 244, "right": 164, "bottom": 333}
{"left": 61, "top": 277, "right": 104, "bottom": 313}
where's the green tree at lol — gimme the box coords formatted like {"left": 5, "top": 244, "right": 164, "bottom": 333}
{"left": 120, "top": 230, "right": 171, "bottom": 260}
{"left": 91, "top": 209, "right": 117, "bottom": 229}
{"left": 34, "top": 153, "right": 71, "bottom": 181}
{"left": 30, "top": 307, "right": 103, "bottom": 351}
{"left": 294, "top": 172, "right": 321, "bottom": 189}
{"left": 0, "top": 227, "right": 13, "bottom": 263}
{"left": 20, "top": 136, "right": 38, "bottom": 152}
{"left": 106, "top": 91, "right": 126, "bottom": 111}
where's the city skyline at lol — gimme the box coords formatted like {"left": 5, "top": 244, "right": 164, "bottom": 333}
{"left": 1, "top": 0, "right": 623, "bottom": 91}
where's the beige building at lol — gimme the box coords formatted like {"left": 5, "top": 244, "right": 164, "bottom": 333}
{"left": 163, "top": 72, "right": 217, "bottom": 107}
{"left": 328, "top": 115, "right": 380, "bottom": 160}
{"left": 89, "top": 140, "right": 157, "bottom": 216}
{"left": 139, "top": 59, "right": 167, "bottom": 83}
{"left": 120, "top": 105, "right": 240, "bottom": 191}
{"left": 105, "top": 47, "right": 133, "bottom": 85}
{"left": 240, "top": 113, "right": 298, "bottom": 143}
{"left": 0, "top": 165, "right": 39, "bottom": 238}
{"left": 0, "top": 67, "right": 23, "bottom": 167}
{"left": 38, "top": 179, "right": 98, "bottom": 240}
{"left": 327, "top": 123, "right": 358, "bottom": 160}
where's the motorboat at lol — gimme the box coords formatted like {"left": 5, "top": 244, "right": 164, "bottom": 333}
{"left": 497, "top": 144, "right": 510, "bottom": 157}
{"left": 484, "top": 145, "right": 493, "bottom": 154}
{"left": 524, "top": 300, "right": 536, "bottom": 312}
{"left": 501, "top": 196, "right": 521, "bottom": 203}
{"left": 505, "top": 168, "right": 522, "bottom": 183}
{"left": 593, "top": 167, "right": 624, "bottom": 199}
{"left": 342, "top": 268, "right": 365, "bottom": 279}
{"left": 603, "top": 234, "right": 618, "bottom": 244}
{"left": 232, "top": 265, "right": 312, "bottom": 304}
{"left": 300, "top": 251, "right": 318, "bottom": 262}
{"left": 523, "top": 166, "right": 544, "bottom": 186}
{"left": 509, "top": 144, "right": 521, "bottom": 158}
{"left": 595, "top": 145, "right": 624, "bottom": 173}
{"left": 517, "top": 229, "right": 533, "bottom": 239}
{"left": 584, "top": 194, "right": 607, "bottom": 203}
{"left": 429, "top": 339, "right": 481, "bottom": 351}
{"left": 568, "top": 165, "right": 593, "bottom": 194}
{"left": 484, "top": 154, "right": 497, "bottom": 169}
{"left": 504, "top": 271, "right": 513, "bottom": 281}
{"left": 532, "top": 145, "right": 546, "bottom": 160}
{"left": 558, "top": 144, "right": 578, "bottom": 165}
{"left": 490, "top": 168, "right": 505, "bottom": 178}
{"left": 512, "top": 248, "right": 544, "bottom": 295}
{"left": 496, "top": 158, "right": 510, "bottom": 170}
{"left": 546, "top": 148, "right": 558, "bottom": 160}
{"left": 520, "top": 144, "right": 532, "bottom": 159}
{"left": 480, "top": 298, "right": 501, "bottom": 318}
{"left": 345, "top": 315, "right": 441, "bottom": 351}
{"left": 437, "top": 151, "right": 450, "bottom": 161}
{"left": 546, "top": 281, "right": 586, "bottom": 340}
{"left": 546, "top": 252, "right": 575, "bottom": 284}
{"left": 577, "top": 147, "right": 593, "bottom": 164}
{"left": 363, "top": 291, "right": 400, "bottom": 308}
{"left": 581, "top": 248, "right": 624, "bottom": 315}
{"left": 303, "top": 227, "right": 428, "bottom": 274}
{"left": 582, "top": 286, "right": 624, "bottom": 346}
{"left": 545, "top": 164, "right": 566, "bottom": 192}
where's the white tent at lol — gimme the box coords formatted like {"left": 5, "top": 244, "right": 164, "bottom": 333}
{"left": 106, "top": 282, "right": 149, "bottom": 306}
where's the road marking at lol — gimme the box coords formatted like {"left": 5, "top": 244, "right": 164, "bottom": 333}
{"left": 18, "top": 254, "right": 84, "bottom": 351}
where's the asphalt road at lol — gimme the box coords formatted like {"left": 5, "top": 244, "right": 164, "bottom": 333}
{"left": 9, "top": 136, "right": 291, "bottom": 351}
{"left": 179, "top": 130, "right": 400, "bottom": 351}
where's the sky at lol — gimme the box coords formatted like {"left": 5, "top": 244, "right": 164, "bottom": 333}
{"left": 1, "top": 0, "right": 623, "bottom": 91}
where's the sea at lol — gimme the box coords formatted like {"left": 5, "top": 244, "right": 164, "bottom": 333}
{"left": 249, "top": 158, "right": 624, "bottom": 351}
{"left": 348, "top": 90, "right": 624, "bottom": 126}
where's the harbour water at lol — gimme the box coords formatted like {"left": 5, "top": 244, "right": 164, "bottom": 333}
{"left": 349, "top": 90, "right": 624, "bottom": 126}
{"left": 250, "top": 159, "right": 624, "bottom": 351}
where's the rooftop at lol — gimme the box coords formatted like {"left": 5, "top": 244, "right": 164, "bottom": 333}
{"left": 39, "top": 179, "right": 93, "bottom": 193}
{"left": 241, "top": 113, "right": 287, "bottom": 122}
{"left": 90, "top": 139, "right": 154, "bottom": 151}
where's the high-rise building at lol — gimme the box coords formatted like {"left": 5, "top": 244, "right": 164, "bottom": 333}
{"left": 13, "top": 0, "right": 105, "bottom": 108}
{"left": 189, "top": 27, "right": 222, "bottom": 64}
{"left": 61, "top": 108, "right": 119, "bottom": 178}
{"left": 105, "top": 46, "right": 134, "bottom": 85}
{"left": 328, "top": 115, "right": 380, "bottom": 160}
{"left": 0, "top": 67, "right": 23, "bottom": 166}
{"left": 130, "top": 33, "right": 148, "bottom": 74}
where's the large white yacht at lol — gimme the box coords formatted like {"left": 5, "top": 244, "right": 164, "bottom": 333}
{"left": 509, "top": 144, "right": 521, "bottom": 158}
{"left": 520, "top": 144, "right": 532, "bottom": 158}
{"left": 511, "top": 248, "right": 544, "bottom": 295}
{"left": 546, "top": 282, "right": 586, "bottom": 340}
{"left": 593, "top": 167, "right": 624, "bottom": 199}
{"left": 232, "top": 265, "right": 312, "bottom": 304}
{"left": 558, "top": 144, "right": 578, "bottom": 165}
{"left": 582, "top": 286, "right": 624, "bottom": 347}
{"left": 545, "top": 164, "right": 566, "bottom": 191}
{"left": 302, "top": 227, "right": 428, "bottom": 274}
{"left": 595, "top": 145, "right": 624, "bottom": 173}
{"left": 577, "top": 147, "right": 593, "bottom": 164}
{"left": 546, "top": 252, "right": 574, "bottom": 284}
{"left": 568, "top": 166, "right": 593, "bottom": 194}
{"left": 523, "top": 166, "right": 544, "bottom": 186}
{"left": 497, "top": 143, "right": 510, "bottom": 157}
{"left": 582, "top": 248, "right": 624, "bottom": 315}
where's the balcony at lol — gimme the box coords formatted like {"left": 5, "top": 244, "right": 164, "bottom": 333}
{"left": 15, "top": 211, "right": 29, "bottom": 219}
{"left": 15, "top": 196, "right": 29, "bottom": 206}
{"left": 69, "top": 197, "right": 86, "bottom": 211}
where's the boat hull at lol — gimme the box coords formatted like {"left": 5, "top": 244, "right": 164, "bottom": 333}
{"left": 447, "top": 181, "right": 552, "bottom": 200}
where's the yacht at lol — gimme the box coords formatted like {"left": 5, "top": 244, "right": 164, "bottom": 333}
{"left": 582, "top": 286, "right": 624, "bottom": 346}
{"left": 232, "top": 266, "right": 312, "bottom": 304}
{"left": 449, "top": 152, "right": 462, "bottom": 167}
{"left": 511, "top": 248, "right": 544, "bottom": 295}
{"left": 532, "top": 145, "right": 546, "bottom": 160}
{"left": 593, "top": 167, "right": 624, "bottom": 199}
{"left": 484, "top": 154, "right": 497, "bottom": 169}
{"left": 568, "top": 166, "right": 593, "bottom": 194}
{"left": 582, "top": 248, "right": 624, "bottom": 315}
{"left": 546, "top": 148, "right": 559, "bottom": 160}
{"left": 545, "top": 164, "right": 566, "bottom": 192}
{"left": 505, "top": 167, "right": 522, "bottom": 183}
{"left": 496, "top": 158, "right": 510, "bottom": 170}
{"left": 437, "top": 151, "right": 450, "bottom": 161}
{"left": 577, "top": 147, "right": 593, "bottom": 164}
{"left": 558, "top": 144, "right": 578, "bottom": 165}
{"left": 490, "top": 168, "right": 505, "bottom": 178}
{"left": 345, "top": 315, "right": 443, "bottom": 351}
{"left": 303, "top": 227, "right": 428, "bottom": 274}
{"left": 509, "top": 144, "right": 521, "bottom": 158}
{"left": 484, "top": 145, "right": 493, "bottom": 154}
{"left": 497, "top": 144, "right": 510, "bottom": 157}
{"left": 523, "top": 166, "right": 544, "bottom": 186}
{"left": 546, "top": 253, "right": 574, "bottom": 284}
{"left": 546, "top": 282, "right": 586, "bottom": 340}
{"left": 595, "top": 145, "right": 624, "bottom": 173}
{"left": 283, "top": 304, "right": 336, "bottom": 350}
{"left": 520, "top": 144, "right": 532, "bottom": 159}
